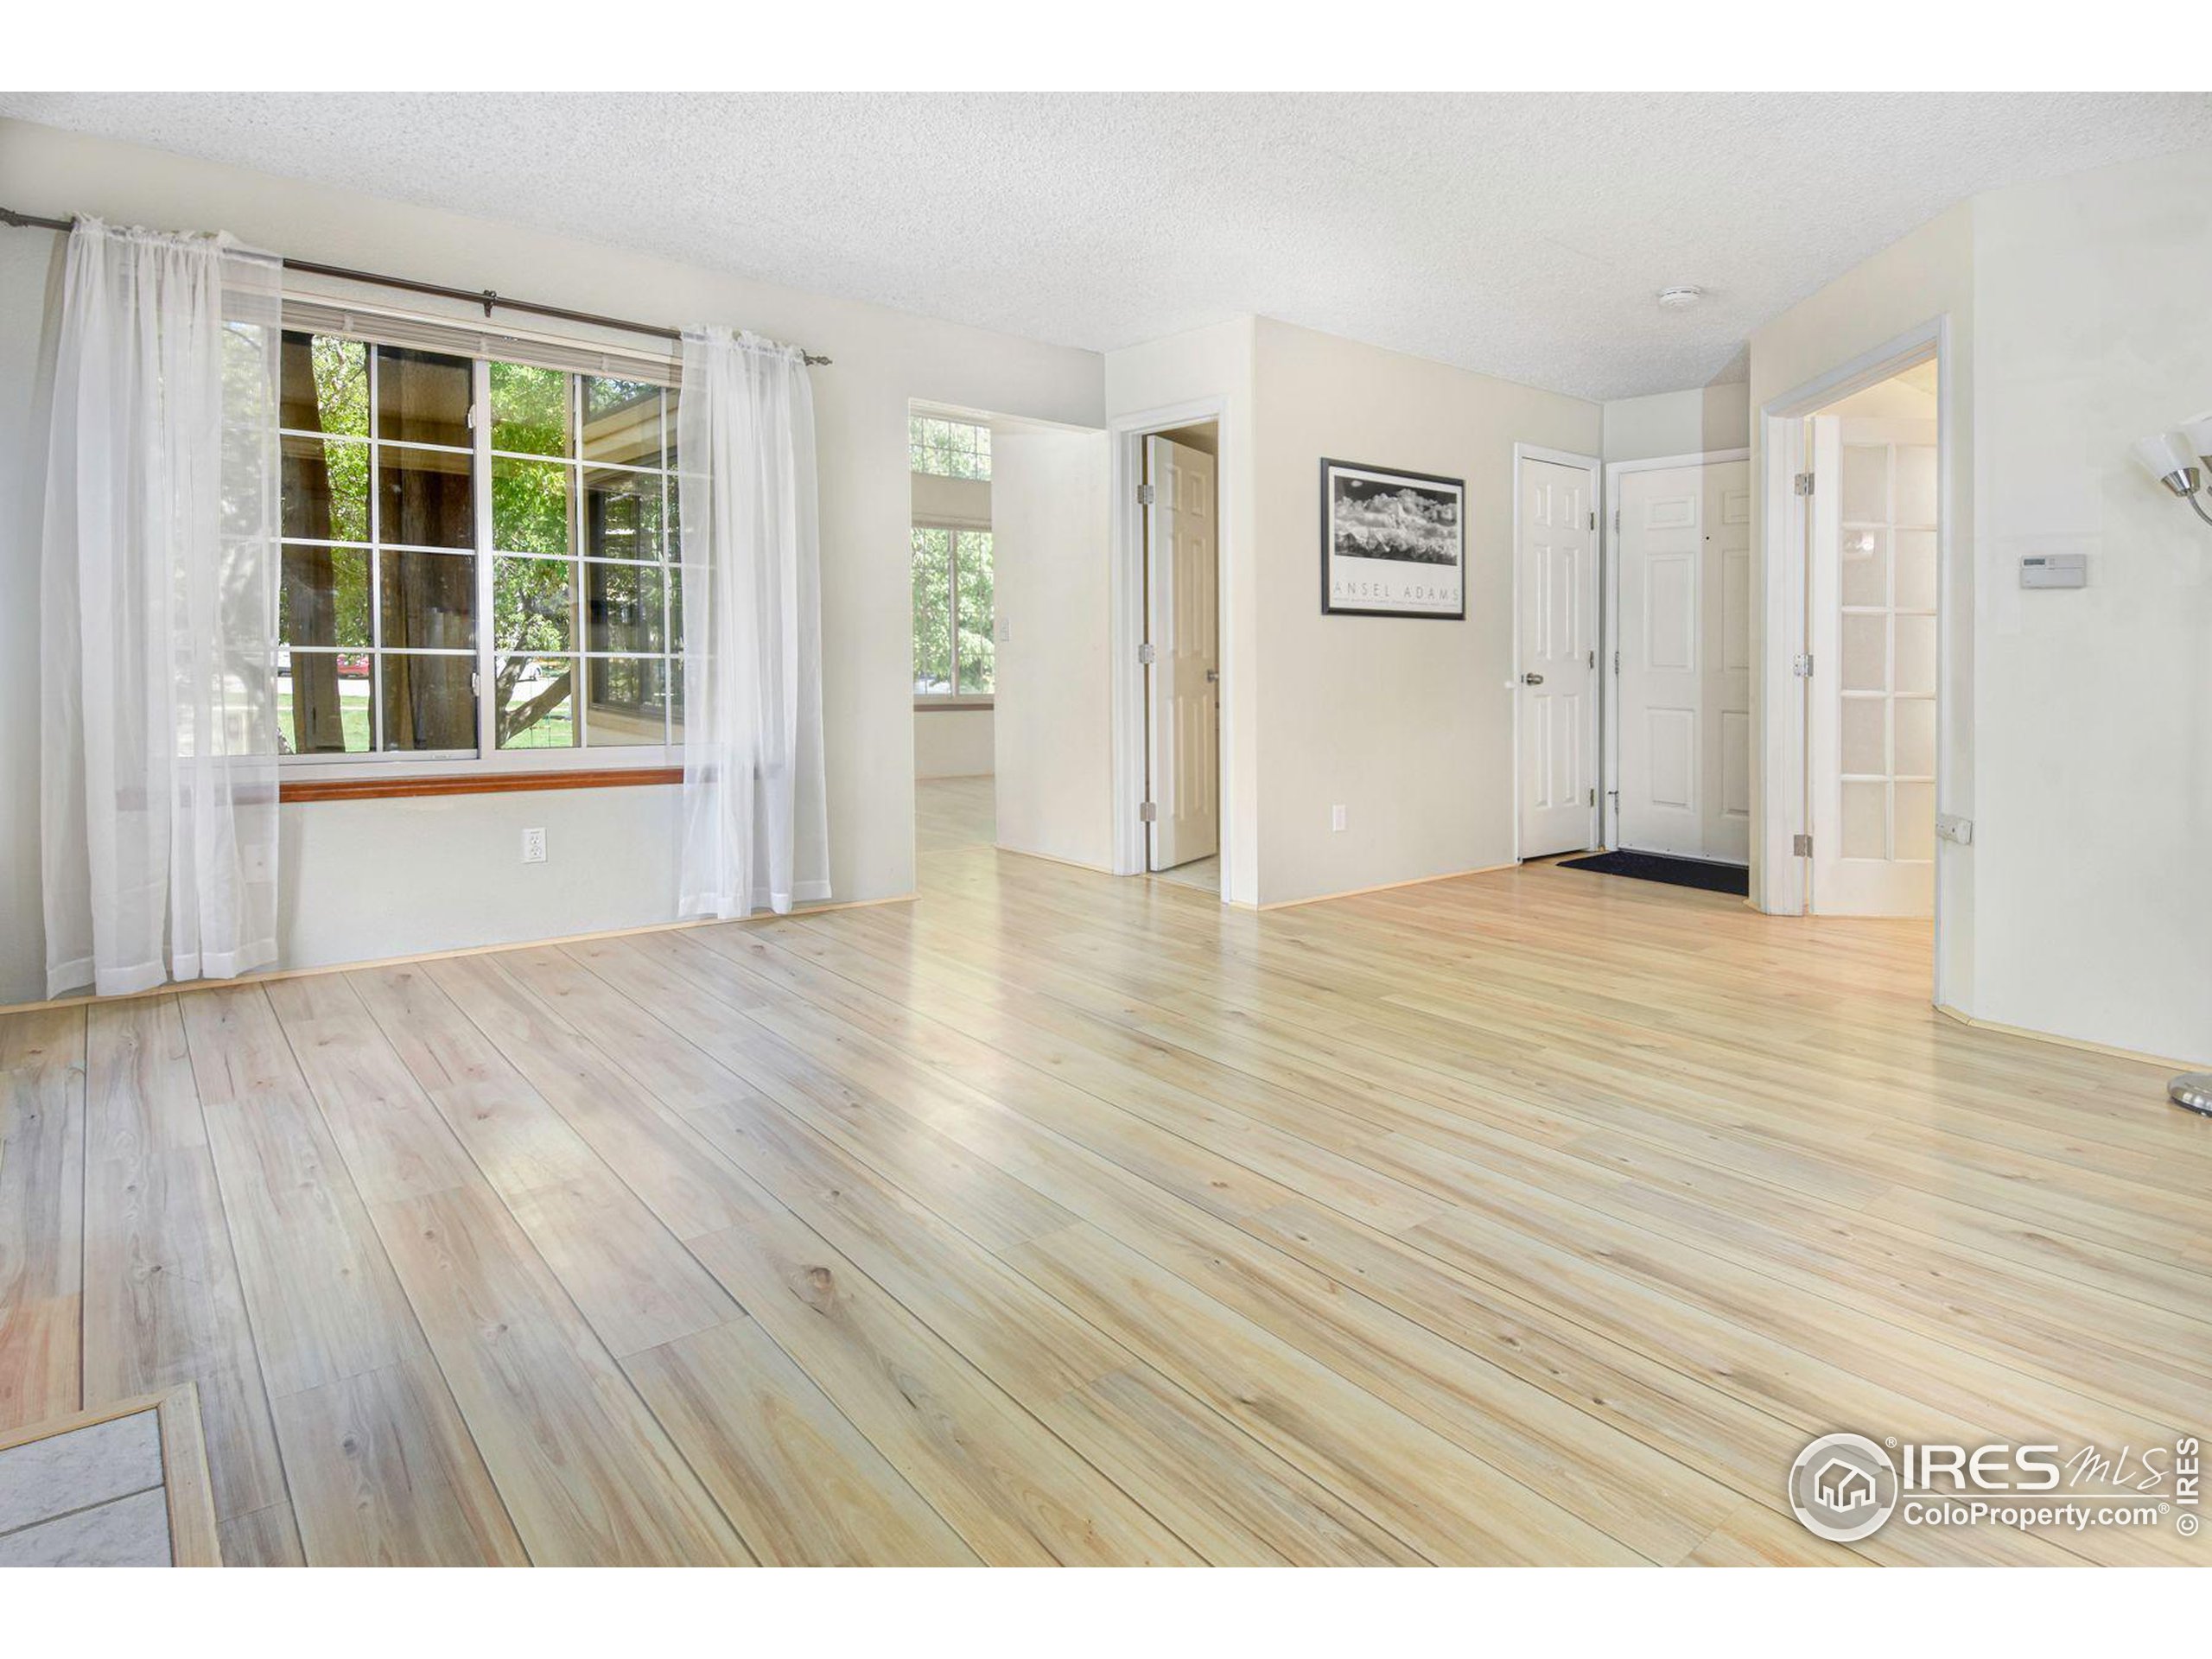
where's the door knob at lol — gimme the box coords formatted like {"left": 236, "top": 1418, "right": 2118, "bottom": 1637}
{"left": 1205, "top": 669, "right": 1219, "bottom": 683}
{"left": 1522, "top": 672, "right": 1545, "bottom": 685}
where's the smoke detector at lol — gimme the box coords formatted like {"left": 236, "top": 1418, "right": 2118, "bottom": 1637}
{"left": 1656, "top": 285, "right": 1704, "bottom": 310}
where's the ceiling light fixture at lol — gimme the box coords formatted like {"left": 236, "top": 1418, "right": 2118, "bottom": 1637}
{"left": 1656, "top": 285, "right": 1704, "bottom": 310}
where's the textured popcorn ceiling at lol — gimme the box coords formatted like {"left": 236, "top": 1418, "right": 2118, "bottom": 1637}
{"left": 5, "top": 92, "right": 2209, "bottom": 400}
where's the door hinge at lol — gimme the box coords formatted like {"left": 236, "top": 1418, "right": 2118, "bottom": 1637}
{"left": 1587, "top": 648, "right": 1595, "bottom": 669}
{"left": 1793, "top": 652, "right": 1814, "bottom": 678}
{"left": 1612, "top": 507, "right": 1621, "bottom": 532}
{"left": 1588, "top": 510, "right": 1596, "bottom": 531}
{"left": 1139, "top": 801, "right": 1158, "bottom": 823}
{"left": 1137, "top": 641, "right": 1156, "bottom": 665}
{"left": 1588, "top": 788, "right": 1596, "bottom": 807}
{"left": 1136, "top": 483, "right": 1156, "bottom": 507}
{"left": 1612, "top": 649, "right": 1620, "bottom": 673}
{"left": 1792, "top": 833, "right": 1814, "bottom": 857}
{"left": 1794, "top": 472, "right": 1816, "bottom": 497}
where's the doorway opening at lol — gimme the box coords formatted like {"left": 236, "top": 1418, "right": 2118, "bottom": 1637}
{"left": 1801, "top": 356, "right": 1942, "bottom": 918}
{"left": 1758, "top": 318, "right": 1954, "bottom": 1003}
{"left": 908, "top": 399, "right": 1116, "bottom": 887}
{"left": 909, "top": 404, "right": 1000, "bottom": 858}
{"left": 1142, "top": 422, "right": 1222, "bottom": 894}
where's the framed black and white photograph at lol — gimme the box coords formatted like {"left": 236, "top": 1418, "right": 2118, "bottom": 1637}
{"left": 1319, "top": 458, "right": 1466, "bottom": 620}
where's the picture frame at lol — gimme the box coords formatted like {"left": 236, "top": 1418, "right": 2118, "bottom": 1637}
{"left": 1319, "top": 457, "right": 1466, "bottom": 620}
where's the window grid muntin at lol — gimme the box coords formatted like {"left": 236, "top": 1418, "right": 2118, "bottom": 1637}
{"left": 368, "top": 340, "right": 385, "bottom": 750}
{"left": 278, "top": 326, "right": 677, "bottom": 768}
{"left": 908, "top": 416, "right": 992, "bottom": 481}
{"left": 481, "top": 370, "right": 677, "bottom": 753}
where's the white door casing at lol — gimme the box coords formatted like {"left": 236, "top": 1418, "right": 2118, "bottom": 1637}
{"left": 1704, "top": 466, "right": 1754, "bottom": 864}
{"left": 1616, "top": 460, "right": 1752, "bottom": 862}
{"left": 1516, "top": 455, "right": 1599, "bottom": 858}
{"left": 1146, "top": 435, "right": 1218, "bottom": 870}
{"left": 1808, "top": 416, "right": 1938, "bottom": 916}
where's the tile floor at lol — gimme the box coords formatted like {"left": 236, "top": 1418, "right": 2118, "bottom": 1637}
{"left": 0, "top": 1409, "right": 172, "bottom": 1567}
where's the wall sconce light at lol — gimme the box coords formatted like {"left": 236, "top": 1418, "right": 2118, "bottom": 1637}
{"left": 2134, "top": 420, "right": 2212, "bottom": 528}
{"left": 2133, "top": 416, "right": 2212, "bottom": 1116}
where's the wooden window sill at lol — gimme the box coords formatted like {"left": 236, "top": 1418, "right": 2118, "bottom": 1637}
{"left": 281, "top": 766, "right": 683, "bottom": 804}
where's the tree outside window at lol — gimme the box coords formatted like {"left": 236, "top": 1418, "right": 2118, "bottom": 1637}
{"left": 908, "top": 416, "right": 991, "bottom": 481}
{"left": 912, "top": 525, "right": 991, "bottom": 699}
{"left": 276, "top": 330, "right": 678, "bottom": 760}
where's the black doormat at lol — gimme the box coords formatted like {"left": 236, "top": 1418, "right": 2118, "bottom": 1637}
{"left": 1556, "top": 849, "right": 1750, "bottom": 896}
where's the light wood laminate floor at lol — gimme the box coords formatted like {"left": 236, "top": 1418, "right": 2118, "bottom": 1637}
{"left": 3, "top": 843, "right": 2207, "bottom": 1565}
{"left": 915, "top": 775, "right": 994, "bottom": 854}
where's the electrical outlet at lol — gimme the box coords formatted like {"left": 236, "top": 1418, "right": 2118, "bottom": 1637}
{"left": 1330, "top": 804, "right": 1347, "bottom": 833}
{"left": 521, "top": 827, "right": 547, "bottom": 864}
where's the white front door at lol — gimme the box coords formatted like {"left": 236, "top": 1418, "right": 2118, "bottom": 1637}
{"left": 1808, "top": 416, "right": 1938, "bottom": 916}
{"left": 1516, "top": 455, "right": 1599, "bottom": 858}
{"left": 1146, "top": 435, "right": 1218, "bottom": 871}
{"left": 1616, "top": 460, "right": 1752, "bottom": 861}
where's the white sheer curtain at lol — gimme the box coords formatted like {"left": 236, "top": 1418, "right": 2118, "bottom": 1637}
{"left": 41, "top": 220, "right": 283, "bottom": 999}
{"left": 676, "top": 327, "right": 830, "bottom": 918}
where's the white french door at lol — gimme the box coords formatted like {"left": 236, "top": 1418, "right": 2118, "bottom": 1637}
{"left": 1808, "top": 416, "right": 1938, "bottom": 916}
{"left": 1145, "top": 435, "right": 1218, "bottom": 871}
{"left": 1516, "top": 454, "right": 1599, "bottom": 858}
{"left": 1614, "top": 459, "right": 1751, "bottom": 862}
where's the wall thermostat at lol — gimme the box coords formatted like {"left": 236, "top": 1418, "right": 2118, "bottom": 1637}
{"left": 2019, "top": 553, "right": 2087, "bottom": 589}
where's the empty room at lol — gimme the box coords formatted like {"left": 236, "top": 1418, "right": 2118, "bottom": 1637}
{"left": 2, "top": 71, "right": 2209, "bottom": 1625}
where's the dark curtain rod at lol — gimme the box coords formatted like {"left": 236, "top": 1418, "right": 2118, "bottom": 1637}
{"left": 0, "top": 207, "right": 831, "bottom": 365}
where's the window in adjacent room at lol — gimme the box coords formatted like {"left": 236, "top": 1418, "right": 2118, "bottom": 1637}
{"left": 911, "top": 524, "right": 993, "bottom": 702}
{"left": 908, "top": 415, "right": 991, "bottom": 481}
{"left": 277, "top": 328, "right": 681, "bottom": 764}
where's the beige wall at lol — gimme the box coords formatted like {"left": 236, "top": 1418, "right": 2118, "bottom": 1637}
{"left": 1819, "top": 373, "right": 1938, "bottom": 422}
{"left": 0, "top": 118, "right": 1103, "bottom": 1002}
{"left": 990, "top": 424, "right": 1113, "bottom": 870}
{"left": 1965, "top": 146, "right": 2212, "bottom": 1062}
{"left": 1602, "top": 384, "right": 1750, "bottom": 462}
{"left": 914, "top": 709, "right": 994, "bottom": 779}
{"left": 1249, "top": 319, "right": 1601, "bottom": 906}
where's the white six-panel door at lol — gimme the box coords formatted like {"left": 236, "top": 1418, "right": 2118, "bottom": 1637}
{"left": 1616, "top": 460, "right": 1752, "bottom": 862}
{"left": 1145, "top": 435, "right": 1219, "bottom": 871}
{"left": 1516, "top": 456, "right": 1599, "bottom": 859}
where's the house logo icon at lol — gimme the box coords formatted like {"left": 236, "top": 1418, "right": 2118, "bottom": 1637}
{"left": 1815, "top": 1458, "right": 1878, "bottom": 1514}
{"left": 1789, "top": 1433, "right": 1900, "bottom": 1543}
